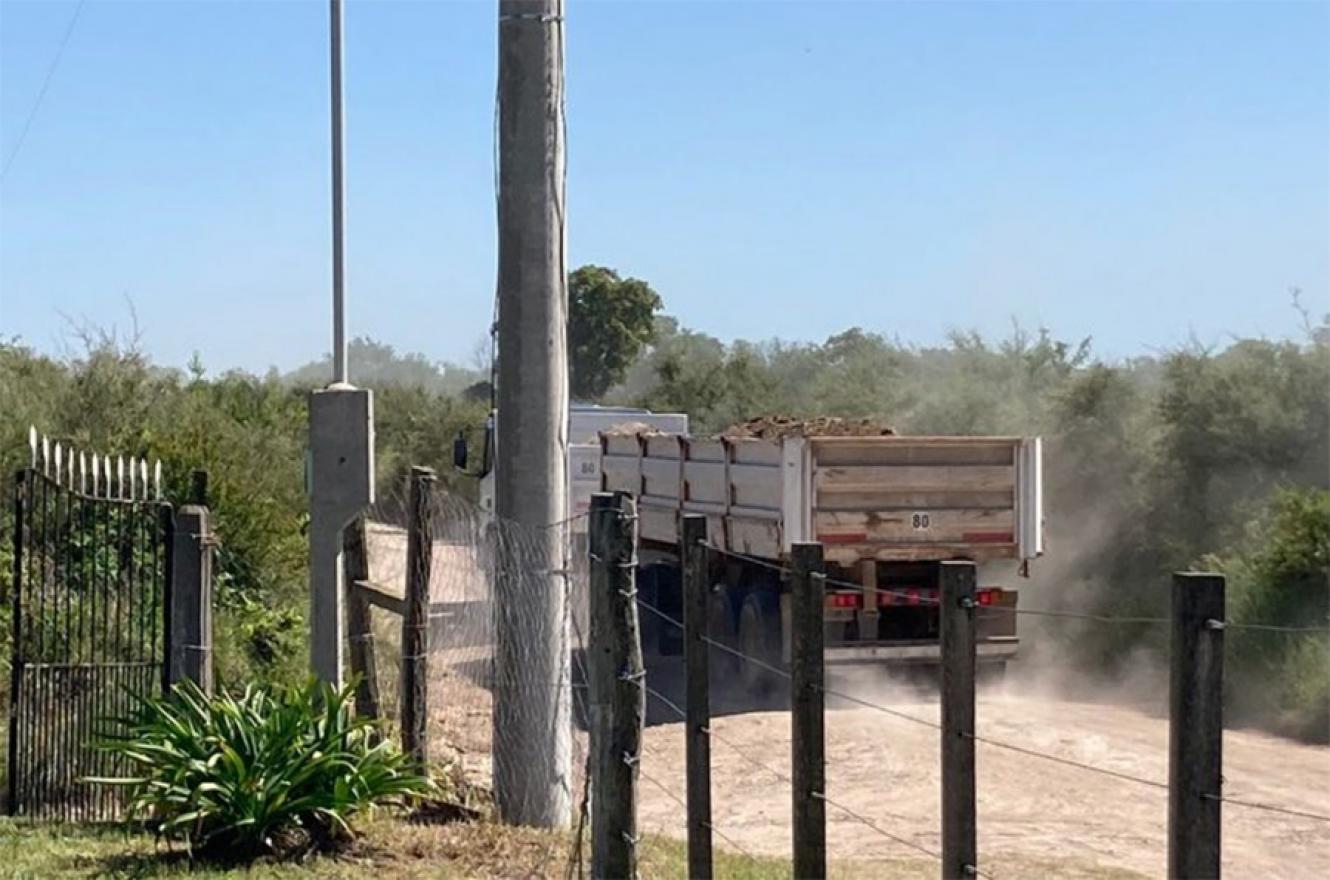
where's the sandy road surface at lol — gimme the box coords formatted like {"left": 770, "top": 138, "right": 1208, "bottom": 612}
{"left": 635, "top": 677, "right": 1329, "bottom": 878}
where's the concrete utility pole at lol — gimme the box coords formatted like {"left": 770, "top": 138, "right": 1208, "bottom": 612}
{"left": 492, "top": 0, "right": 572, "bottom": 828}
{"left": 309, "top": 0, "right": 373, "bottom": 688}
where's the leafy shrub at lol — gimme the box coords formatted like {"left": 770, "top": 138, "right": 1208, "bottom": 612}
{"left": 1206, "top": 488, "right": 1330, "bottom": 742}
{"left": 92, "top": 679, "right": 432, "bottom": 857}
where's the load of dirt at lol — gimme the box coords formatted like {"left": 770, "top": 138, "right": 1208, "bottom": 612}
{"left": 600, "top": 421, "right": 666, "bottom": 436}
{"left": 721, "top": 415, "right": 895, "bottom": 439}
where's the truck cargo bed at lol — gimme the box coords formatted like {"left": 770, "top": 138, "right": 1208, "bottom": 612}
{"left": 602, "top": 433, "right": 1042, "bottom": 566}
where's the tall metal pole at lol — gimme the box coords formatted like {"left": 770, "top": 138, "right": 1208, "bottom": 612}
{"left": 329, "top": 0, "right": 347, "bottom": 384}
{"left": 492, "top": 0, "right": 571, "bottom": 827}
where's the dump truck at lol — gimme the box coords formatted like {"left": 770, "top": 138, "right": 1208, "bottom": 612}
{"left": 599, "top": 427, "right": 1043, "bottom": 687}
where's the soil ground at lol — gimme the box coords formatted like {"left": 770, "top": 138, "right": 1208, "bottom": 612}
{"left": 632, "top": 664, "right": 1330, "bottom": 880}
{"left": 425, "top": 653, "right": 1329, "bottom": 880}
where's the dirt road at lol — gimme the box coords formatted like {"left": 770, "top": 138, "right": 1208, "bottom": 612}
{"left": 392, "top": 534, "right": 1328, "bottom": 878}
{"left": 636, "top": 677, "right": 1329, "bottom": 878}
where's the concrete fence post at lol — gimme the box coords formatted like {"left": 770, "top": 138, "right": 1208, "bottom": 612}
{"left": 307, "top": 385, "right": 374, "bottom": 689}
{"left": 1169, "top": 572, "right": 1225, "bottom": 880}
{"left": 169, "top": 502, "right": 213, "bottom": 694}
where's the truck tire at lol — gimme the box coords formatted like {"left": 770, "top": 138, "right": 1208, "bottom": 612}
{"left": 708, "top": 585, "right": 740, "bottom": 681}
{"left": 738, "top": 592, "right": 784, "bottom": 699}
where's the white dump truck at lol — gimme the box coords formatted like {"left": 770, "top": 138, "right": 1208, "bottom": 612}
{"left": 599, "top": 428, "right": 1043, "bottom": 686}
{"left": 475, "top": 403, "right": 689, "bottom": 532}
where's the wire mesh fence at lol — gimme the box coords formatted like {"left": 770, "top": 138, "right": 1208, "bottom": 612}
{"left": 355, "top": 486, "right": 593, "bottom": 825}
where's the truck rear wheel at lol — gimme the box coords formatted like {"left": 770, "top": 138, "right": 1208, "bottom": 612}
{"left": 708, "top": 585, "right": 739, "bottom": 681}
{"left": 738, "top": 592, "right": 783, "bottom": 699}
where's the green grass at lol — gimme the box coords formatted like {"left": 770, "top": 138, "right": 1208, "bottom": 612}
{"left": 0, "top": 816, "right": 782, "bottom": 879}
{"left": 0, "top": 815, "right": 1150, "bottom": 880}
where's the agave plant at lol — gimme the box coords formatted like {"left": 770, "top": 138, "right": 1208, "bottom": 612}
{"left": 90, "top": 678, "right": 432, "bottom": 856}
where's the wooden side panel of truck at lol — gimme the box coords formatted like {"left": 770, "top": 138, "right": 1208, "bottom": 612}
{"left": 602, "top": 434, "right": 1042, "bottom": 564}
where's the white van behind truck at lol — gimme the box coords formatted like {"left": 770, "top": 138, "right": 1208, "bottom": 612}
{"left": 475, "top": 403, "right": 689, "bottom": 533}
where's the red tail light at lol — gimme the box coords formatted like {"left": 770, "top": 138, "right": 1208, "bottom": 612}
{"left": 877, "top": 586, "right": 931, "bottom": 607}
{"left": 825, "top": 593, "right": 862, "bottom": 609}
{"left": 977, "top": 588, "right": 1003, "bottom": 606}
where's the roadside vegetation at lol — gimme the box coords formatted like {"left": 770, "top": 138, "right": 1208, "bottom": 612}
{"left": 92, "top": 680, "right": 432, "bottom": 858}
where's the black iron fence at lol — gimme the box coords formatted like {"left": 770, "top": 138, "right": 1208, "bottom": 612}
{"left": 7, "top": 433, "right": 173, "bottom": 820}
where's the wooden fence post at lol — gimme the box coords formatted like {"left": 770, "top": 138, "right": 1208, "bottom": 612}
{"left": 790, "top": 541, "right": 826, "bottom": 880}
{"left": 589, "top": 491, "right": 644, "bottom": 880}
{"left": 1169, "top": 572, "right": 1224, "bottom": 880}
{"left": 400, "top": 467, "right": 435, "bottom": 769}
{"left": 343, "top": 516, "right": 381, "bottom": 721}
{"left": 682, "top": 514, "right": 713, "bottom": 879}
{"left": 190, "top": 468, "right": 209, "bottom": 506}
{"left": 168, "top": 498, "right": 214, "bottom": 694}
{"left": 940, "top": 560, "right": 978, "bottom": 880}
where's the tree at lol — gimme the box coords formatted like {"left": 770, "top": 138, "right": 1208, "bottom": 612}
{"left": 284, "top": 337, "right": 482, "bottom": 395}
{"left": 568, "top": 265, "right": 662, "bottom": 400}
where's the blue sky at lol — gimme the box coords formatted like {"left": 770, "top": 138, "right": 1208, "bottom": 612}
{"left": 1, "top": 0, "right": 1326, "bottom": 374}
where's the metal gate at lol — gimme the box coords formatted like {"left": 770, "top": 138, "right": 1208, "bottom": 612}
{"left": 7, "top": 438, "right": 173, "bottom": 820}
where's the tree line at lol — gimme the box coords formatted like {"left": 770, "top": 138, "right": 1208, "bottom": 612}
{"left": 0, "top": 272, "right": 1325, "bottom": 739}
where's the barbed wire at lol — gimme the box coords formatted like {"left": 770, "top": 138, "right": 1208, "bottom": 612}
{"left": 634, "top": 761, "right": 760, "bottom": 860}
{"left": 810, "top": 790, "right": 958, "bottom": 872}
{"left": 635, "top": 595, "right": 1178, "bottom": 794}
{"left": 543, "top": 509, "right": 590, "bottom": 530}
{"left": 1001, "top": 608, "right": 1168, "bottom": 625}
{"left": 637, "top": 596, "right": 939, "bottom": 728}
{"left": 709, "top": 543, "right": 1150, "bottom": 620}
{"left": 634, "top": 597, "right": 791, "bottom": 683}
{"left": 1217, "top": 621, "right": 1330, "bottom": 634}
{"left": 704, "top": 543, "right": 792, "bottom": 577}
{"left": 641, "top": 685, "right": 953, "bottom": 872}
{"left": 815, "top": 684, "right": 939, "bottom": 730}
{"left": 627, "top": 563, "right": 1327, "bottom": 868}
{"left": 643, "top": 684, "right": 791, "bottom": 785}
{"left": 701, "top": 542, "right": 1326, "bottom": 633}
{"left": 642, "top": 684, "right": 686, "bottom": 719}
{"left": 1201, "top": 793, "right": 1330, "bottom": 823}
{"left": 961, "top": 732, "right": 1169, "bottom": 791}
